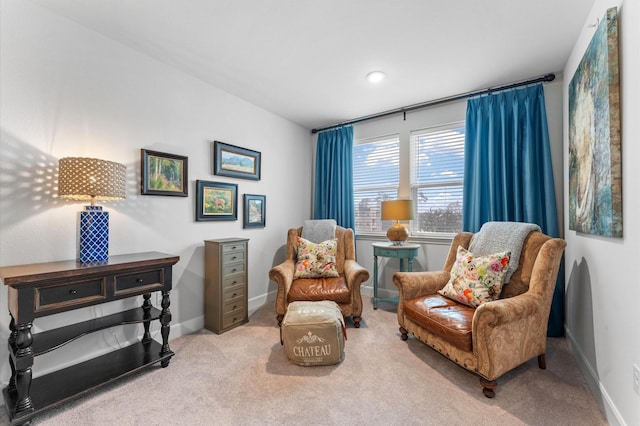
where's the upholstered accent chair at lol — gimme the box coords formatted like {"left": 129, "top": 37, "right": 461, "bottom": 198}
{"left": 393, "top": 231, "right": 566, "bottom": 397}
{"left": 269, "top": 226, "right": 370, "bottom": 327}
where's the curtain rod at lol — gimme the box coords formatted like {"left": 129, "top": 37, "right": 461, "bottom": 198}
{"left": 311, "top": 73, "right": 556, "bottom": 134}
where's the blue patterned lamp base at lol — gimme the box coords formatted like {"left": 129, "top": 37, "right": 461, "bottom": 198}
{"left": 79, "top": 205, "right": 109, "bottom": 263}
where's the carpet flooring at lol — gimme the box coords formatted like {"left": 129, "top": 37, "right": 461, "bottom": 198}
{"left": 0, "top": 301, "right": 608, "bottom": 425}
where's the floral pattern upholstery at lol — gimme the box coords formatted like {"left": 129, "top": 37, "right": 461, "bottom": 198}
{"left": 438, "top": 246, "right": 511, "bottom": 308}
{"left": 294, "top": 237, "right": 339, "bottom": 278}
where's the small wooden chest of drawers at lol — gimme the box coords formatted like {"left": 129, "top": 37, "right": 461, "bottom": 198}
{"left": 204, "top": 238, "right": 249, "bottom": 333}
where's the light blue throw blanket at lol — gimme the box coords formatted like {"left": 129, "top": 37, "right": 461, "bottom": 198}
{"left": 301, "top": 219, "right": 337, "bottom": 243}
{"left": 468, "top": 221, "right": 541, "bottom": 283}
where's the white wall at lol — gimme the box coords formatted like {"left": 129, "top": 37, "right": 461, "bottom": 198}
{"left": 0, "top": 0, "right": 312, "bottom": 383}
{"left": 563, "top": 1, "right": 639, "bottom": 425}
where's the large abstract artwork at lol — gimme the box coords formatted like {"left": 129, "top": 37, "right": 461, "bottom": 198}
{"left": 569, "top": 7, "right": 622, "bottom": 237}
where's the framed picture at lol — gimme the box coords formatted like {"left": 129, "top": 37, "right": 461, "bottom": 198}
{"left": 213, "top": 141, "right": 261, "bottom": 181}
{"left": 196, "top": 180, "right": 238, "bottom": 221}
{"left": 141, "top": 149, "right": 188, "bottom": 196}
{"left": 243, "top": 194, "right": 266, "bottom": 228}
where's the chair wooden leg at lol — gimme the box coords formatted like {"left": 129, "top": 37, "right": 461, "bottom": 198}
{"left": 538, "top": 353, "right": 547, "bottom": 369}
{"left": 399, "top": 326, "right": 409, "bottom": 341}
{"left": 480, "top": 377, "right": 497, "bottom": 398}
{"left": 353, "top": 315, "right": 361, "bottom": 328}
{"left": 276, "top": 314, "right": 284, "bottom": 327}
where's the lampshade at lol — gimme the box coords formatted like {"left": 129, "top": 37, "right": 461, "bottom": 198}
{"left": 58, "top": 157, "right": 127, "bottom": 202}
{"left": 381, "top": 199, "right": 414, "bottom": 245}
{"left": 381, "top": 200, "right": 414, "bottom": 221}
{"left": 58, "top": 157, "right": 127, "bottom": 263}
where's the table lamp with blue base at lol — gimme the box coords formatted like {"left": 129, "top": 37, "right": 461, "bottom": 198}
{"left": 58, "top": 157, "right": 127, "bottom": 263}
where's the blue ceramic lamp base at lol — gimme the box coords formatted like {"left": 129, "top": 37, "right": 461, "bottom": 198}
{"left": 79, "top": 205, "right": 109, "bottom": 263}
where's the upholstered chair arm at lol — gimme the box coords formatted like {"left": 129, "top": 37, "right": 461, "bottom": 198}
{"left": 393, "top": 271, "right": 449, "bottom": 300}
{"left": 473, "top": 293, "right": 542, "bottom": 328}
{"left": 269, "top": 259, "right": 296, "bottom": 317}
{"left": 343, "top": 259, "right": 370, "bottom": 319}
{"left": 471, "top": 293, "right": 546, "bottom": 380}
{"left": 343, "top": 259, "right": 370, "bottom": 288}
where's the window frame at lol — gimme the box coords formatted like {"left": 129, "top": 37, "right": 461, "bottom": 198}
{"left": 352, "top": 121, "right": 465, "bottom": 238}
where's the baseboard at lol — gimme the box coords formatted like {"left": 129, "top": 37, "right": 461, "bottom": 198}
{"left": 361, "top": 285, "right": 398, "bottom": 299}
{"left": 172, "top": 315, "right": 204, "bottom": 335}
{"left": 168, "top": 293, "right": 275, "bottom": 338}
{"left": 564, "top": 327, "right": 624, "bottom": 426}
{"left": 249, "top": 291, "right": 275, "bottom": 316}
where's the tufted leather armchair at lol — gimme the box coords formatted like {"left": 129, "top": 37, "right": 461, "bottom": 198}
{"left": 393, "top": 231, "right": 566, "bottom": 397}
{"left": 269, "top": 226, "right": 370, "bottom": 327}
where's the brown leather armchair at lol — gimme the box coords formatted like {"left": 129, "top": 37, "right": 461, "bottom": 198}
{"left": 393, "top": 231, "right": 566, "bottom": 397}
{"left": 269, "top": 226, "right": 370, "bottom": 327}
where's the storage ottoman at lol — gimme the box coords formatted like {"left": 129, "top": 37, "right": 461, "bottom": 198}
{"left": 281, "top": 301, "right": 347, "bottom": 366}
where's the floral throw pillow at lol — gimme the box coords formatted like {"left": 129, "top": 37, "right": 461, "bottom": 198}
{"left": 438, "top": 245, "right": 511, "bottom": 308}
{"left": 294, "top": 237, "right": 339, "bottom": 278}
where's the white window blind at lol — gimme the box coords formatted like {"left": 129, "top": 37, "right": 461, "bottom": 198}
{"left": 353, "top": 135, "right": 400, "bottom": 233}
{"left": 410, "top": 122, "right": 465, "bottom": 234}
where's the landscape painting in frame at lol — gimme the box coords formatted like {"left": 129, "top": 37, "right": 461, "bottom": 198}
{"left": 243, "top": 194, "right": 266, "bottom": 228}
{"left": 213, "top": 141, "right": 261, "bottom": 180}
{"left": 196, "top": 180, "right": 238, "bottom": 221}
{"left": 141, "top": 149, "right": 188, "bottom": 196}
{"left": 568, "top": 7, "right": 622, "bottom": 237}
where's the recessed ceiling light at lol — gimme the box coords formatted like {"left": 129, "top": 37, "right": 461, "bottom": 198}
{"left": 367, "top": 71, "right": 386, "bottom": 83}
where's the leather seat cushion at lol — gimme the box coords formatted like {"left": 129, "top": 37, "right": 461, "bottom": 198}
{"left": 403, "top": 295, "right": 475, "bottom": 352}
{"left": 288, "top": 276, "right": 351, "bottom": 304}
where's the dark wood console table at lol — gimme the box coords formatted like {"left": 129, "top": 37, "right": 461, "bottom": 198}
{"left": 0, "top": 252, "right": 180, "bottom": 426}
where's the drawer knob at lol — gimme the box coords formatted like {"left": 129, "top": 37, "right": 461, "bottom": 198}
{"left": 232, "top": 268, "right": 237, "bottom": 273}
{"left": 137, "top": 278, "right": 144, "bottom": 283}
{"left": 232, "top": 256, "right": 237, "bottom": 260}
{"left": 232, "top": 293, "right": 237, "bottom": 298}
{"left": 69, "top": 289, "right": 78, "bottom": 295}
{"left": 232, "top": 280, "right": 237, "bottom": 285}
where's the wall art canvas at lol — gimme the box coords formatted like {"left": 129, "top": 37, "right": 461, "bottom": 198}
{"left": 568, "top": 7, "right": 622, "bottom": 237}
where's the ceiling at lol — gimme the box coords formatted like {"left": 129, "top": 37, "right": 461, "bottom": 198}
{"left": 31, "top": 0, "right": 594, "bottom": 131}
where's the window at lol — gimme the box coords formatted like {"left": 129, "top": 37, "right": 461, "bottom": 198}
{"left": 353, "top": 135, "right": 400, "bottom": 233}
{"left": 410, "top": 122, "right": 465, "bottom": 234}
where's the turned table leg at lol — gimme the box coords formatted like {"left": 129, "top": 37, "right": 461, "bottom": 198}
{"left": 142, "top": 293, "right": 152, "bottom": 344}
{"left": 7, "top": 316, "right": 17, "bottom": 394}
{"left": 12, "top": 322, "right": 35, "bottom": 416}
{"left": 159, "top": 291, "right": 174, "bottom": 367}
